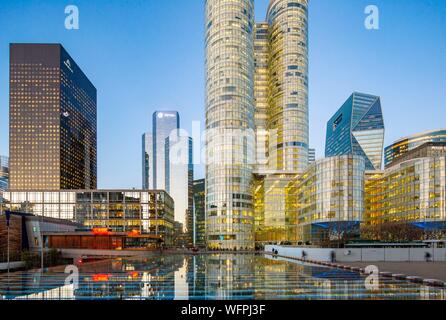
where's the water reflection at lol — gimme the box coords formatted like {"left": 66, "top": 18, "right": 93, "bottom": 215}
{"left": 0, "top": 254, "right": 444, "bottom": 300}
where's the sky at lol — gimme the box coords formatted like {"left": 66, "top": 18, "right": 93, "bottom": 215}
{"left": 0, "top": 0, "right": 445, "bottom": 188}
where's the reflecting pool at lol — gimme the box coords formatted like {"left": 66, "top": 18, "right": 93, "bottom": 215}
{"left": 0, "top": 254, "right": 445, "bottom": 300}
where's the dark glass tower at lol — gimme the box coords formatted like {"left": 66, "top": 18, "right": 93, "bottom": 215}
{"left": 325, "top": 92, "right": 384, "bottom": 170}
{"left": 9, "top": 44, "right": 97, "bottom": 190}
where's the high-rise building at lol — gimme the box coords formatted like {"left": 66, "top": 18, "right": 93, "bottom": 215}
{"left": 205, "top": 0, "right": 256, "bottom": 250}
{"left": 205, "top": 0, "right": 309, "bottom": 249}
{"left": 266, "top": 0, "right": 309, "bottom": 173}
{"left": 165, "top": 132, "right": 193, "bottom": 232}
{"left": 142, "top": 133, "right": 153, "bottom": 189}
{"left": 192, "top": 179, "right": 205, "bottom": 247}
{"left": 325, "top": 92, "right": 384, "bottom": 170}
{"left": 9, "top": 44, "right": 97, "bottom": 190}
{"left": 153, "top": 111, "right": 179, "bottom": 190}
{"left": 142, "top": 113, "right": 193, "bottom": 234}
{"left": 254, "top": 22, "right": 270, "bottom": 172}
{"left": 308, "top": 148, "right": 316, "bottom": 164}
{"left": 384, "top": 129, "right": 446, "bottom": 168}
{"left": 0, "top": 156, "right": 9, "bottom": 192}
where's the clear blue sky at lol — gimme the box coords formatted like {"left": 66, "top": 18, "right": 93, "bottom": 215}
{"left": 0, "top": 0, "right": 445, "bottom": 188}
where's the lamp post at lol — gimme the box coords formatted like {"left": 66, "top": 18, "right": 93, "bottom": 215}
{"left": 5, "top": 210, "right": 10, "bottom": 274}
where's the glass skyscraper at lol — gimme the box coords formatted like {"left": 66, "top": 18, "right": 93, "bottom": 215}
{"left": 384, "top": 129, "right": 446, "bottom": 168}
{"left": 325, "top": 92, "right": 385, "bottom": 170}
{"left": 165, "top": 132, "right": 193, "bottom": 232}
{"left": 192, "top": 179, "right": 205, "bottom": 247}
{"left": 142, "top": 112, "right": 193, "bottom": 233}
{"left": 152, "top": 111, "right": 180, "bottom": 190}
{"left": 266, "top": 0, "right": 309, "bottom": 173}
{"left": 205, "top": 0, "right": 256, "bottom": 250}
{"left": 9, "top": 44, "right": 97, "bottom": 190}
{"left": 0, "top": 156, "right": 9, "bottom": 192}
{"left": 205, "top": 0, "right": 309, "bottom": 249}
{"left": 142, "top": 133, "right": 153, "bottom": 189}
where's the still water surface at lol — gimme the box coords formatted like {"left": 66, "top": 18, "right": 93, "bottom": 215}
{"left": 0, "top": 254, "right": 444, "bottom": 300}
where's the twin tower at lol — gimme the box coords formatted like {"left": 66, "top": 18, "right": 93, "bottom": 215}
{"left": 205, "top": 0, "right": 309, "bottom": 249}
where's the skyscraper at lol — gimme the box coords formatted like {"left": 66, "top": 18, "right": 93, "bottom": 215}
{"left": 205, "top": 0, "right": 256, "bottom": 250}
{"left": 205, "top": 0, "right": 309, "bottom": 249}
{"left": 9, "top": 44, "right": 97, "bottom": 190}
{"left": 325, "top": 92, "right": 385, "bottom": 170}
{"left": 0, "top": 156, "right": 9, "bottom": 192}
{"left": 165, "top": 132, "right": 193, "bottom": 232}
{"left": 266, "top": 0, "right": 309, "bottom": 173}
{"left": 152, "top": 111, "right": 179, "bottom": 190}
{"left": 142, "top": 112, "right": 193, "bottom": 233}
{"left": 142, "top": 133, "right": 153, "bottom": 189}
{"left": 192, "top": 179, "right": 205, "bottom": 247}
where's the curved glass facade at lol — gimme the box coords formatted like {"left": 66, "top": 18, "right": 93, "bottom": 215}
{"left": 286, "top": 155, "right": 365, "bottom": 244}
{"left": 266, "top": 0, "right": 309, "bottom": 172}
{"left": 205, "top": 0, "right": 255, "bottom": 250}
{"left": 365, "top": 157, "right": 446, "bottom": 227}
{"left": 385, "top": 129, "right": 446, "bottom": 168}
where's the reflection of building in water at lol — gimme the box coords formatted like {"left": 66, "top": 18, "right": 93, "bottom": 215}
{"left": 174, "top": 258, "right": 189, "bottom": 300}
{"left": 186, "top": 255, "right": 207, "bottom": 299}
{"left": 204, "top": 254, "right": 255, "bottom": 300}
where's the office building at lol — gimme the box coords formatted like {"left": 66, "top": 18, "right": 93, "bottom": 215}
{"left": 365, "top": 157, "right": 446, "bottom": 234}
{"left": 385, "top": 129, "right": 446, "bottom": 168}
{"left": 204, "top": 0, "right": 310, "bottom": 249}
{"left": 255, "top": 155, "right": 365, "bottom": 246}
{"left": 152, "top": 111, "right": 179, "bottom": 190}
{"left": 142, "top": 114, "right": 193, "bottom": 234}
{"left": 1, "top": 190, "right": 175, "bottom": 245}
{"left": 308, "top": 148, "right": 316, "bottom": 164}
{"left": 0, "top": 156, "right": 8, "bottom": 192}
{"left": 192, "top": 179, "right": 205, "bottom": 247}
{"left": 9, "top": 44, "right": 97, "bottom": 190}
{"left": 254, "top": 22, "right": 270, "bottom": 172}
{"left": 325, "top": 92, "right": 384, "bottom": 170}
{"left": 205, "top": 0, "right": 256, "bottom": 250}
{"left": 142, "top": 133, "right": 153, "bottom": 189}
{"left": 266, "top": 0, "right": 309, "bottom": 173}
{"left": 165, "top": 132, "right": 193, "bottom": 232}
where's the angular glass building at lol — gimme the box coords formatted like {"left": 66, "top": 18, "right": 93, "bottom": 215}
{"left": 205, "top": 0, "right": 256, "bottom": 250}
{"left": 9, "top": 44, "right": 97, "bottom": 190}
{"left": 2, "top": 190, "right": 175, "bottom": 245}
{"left": 384, "top": 129, "right": 446, "bottom": 168}
{"left": 0, "top": 156, "right": 8, "bottom": 192}
{"left": 325, "top": 92, "right": 385, "bottom": 171}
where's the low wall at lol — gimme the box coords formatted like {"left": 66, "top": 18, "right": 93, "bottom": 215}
{"left": 265, "top": 245, "right": 446, "bottom": 262}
